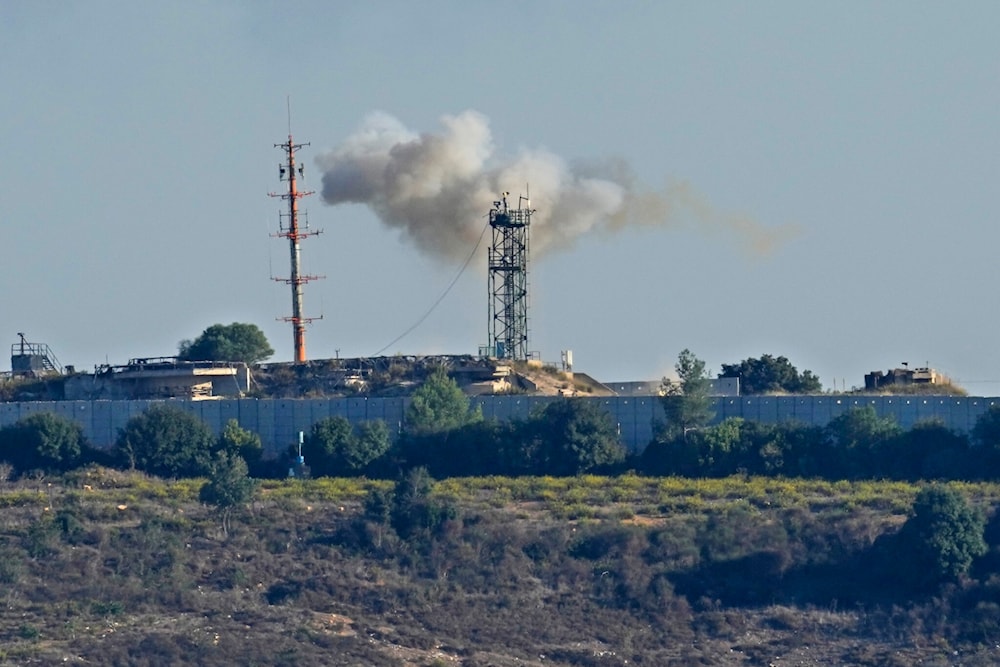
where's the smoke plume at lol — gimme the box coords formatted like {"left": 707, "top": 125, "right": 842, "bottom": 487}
{"left": 316, "top": 110, "right": 797, "bottom": 260}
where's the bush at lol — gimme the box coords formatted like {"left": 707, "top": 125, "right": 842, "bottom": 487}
{"left": 114, "top": 404, "right": 218, "bottom": 478}
{"left": 888, "top": 486, "right": 987, "bottom": 590}
{"left": 217, "top": 419, "right": 263, "bottom": 471}
{"left": 303, "top": 417, "right": 391, "bottom": 477}
{"left": 521, "top": 399, "right": 626, "bottom": 476}
{"left": 0, "top": 411, "right": 87, "bottom": 474}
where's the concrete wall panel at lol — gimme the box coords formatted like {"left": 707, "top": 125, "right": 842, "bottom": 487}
{"left": 0, "top": 403, "right": 18, "bottom": 428}
{"left": 256, "top": 400, "right": 277, "bottom": 454}
{"left": 470, "top": 397, "right": 492, "bottom": 420}
{"left": 949, "top": 399, "right": 970, "bottom": 433}
{"left": 309, "top": 399, "right": 331, "bottom": 424}
{"left": 614, "top": 398, "right": 634, "bottom": 447}
{"left": 632, "top": 398, "right": 656, "bottom": 450}
{"left": 969, "top": 399, "right": 989, "bottom": 432}
{"left": 91, "top": 402, "right": 114, "bottom": 447}
{"left": 812, "top": 398, "right": 832, "bottom": 424}
{"left": 718, "top": 399, "right": 739, "bottom": 421}
{"left": 218, "top": 400, "right": 240, "bottom": 429}
{"left": 274, "top": 401, "right": 297, "bottom": 450}
{"left": 881, "top": 397, "right": 902, "bottom": 425}
{"left": 200, "top": 401, "right": 222, "bottom": 433}
{"left": 757, "top": 398, "right": 778, "bottom": 424}
{"left": 6, "top": 393, "right": 1000, "bottom": 455}
{"left": 347, "top": 398, "right": 368, "bottom": 421}
{"left": 775, "top": 397, "right": 795, "bottom": 423}
{"left": 329, "top": 399, "right": 348, "bottom": 419}
{"left": 55, "top": 401, "right": 84, "bottom": 432}
{"left": 795, "top": 396, "right": 816, "bottom": 424}
{"left": 238, "top": 400, "right": 260, "bottom": 437}
{"left": 511, "top": 398, "right": 536, "bottom": 421}
{"left": 491, "top": 399, "right": 511, "bottom": 421}
{"left": 17, "top": 401, "right": 46, "bottom": 417}
{"left": 292, "top": 401, "right": 313, "bottom": 435}
{"left": 894, "top": 399, "right": 916, "bottom": 430}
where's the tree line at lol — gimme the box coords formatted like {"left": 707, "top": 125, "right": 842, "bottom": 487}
{"left": 3, "top": 362, "right": 1000, "bottom": 485}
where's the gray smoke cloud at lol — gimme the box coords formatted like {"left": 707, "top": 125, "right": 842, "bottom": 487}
{"left": 316, "top": 110, "right": 798, "bottom": 260}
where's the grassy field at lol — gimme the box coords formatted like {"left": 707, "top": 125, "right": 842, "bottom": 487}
{"left": 0, "top": 469, "right": 998, "bottom": 666}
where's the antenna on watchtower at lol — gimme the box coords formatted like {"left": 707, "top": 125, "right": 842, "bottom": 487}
{"left": 269, "top": 98, "right": 325, "bottom": 364}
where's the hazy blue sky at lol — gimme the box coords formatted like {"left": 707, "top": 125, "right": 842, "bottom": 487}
{"left": 3, "top": 2, "right": 1000, "bottom": 393}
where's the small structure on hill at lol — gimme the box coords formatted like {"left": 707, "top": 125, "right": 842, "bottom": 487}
{"left": 865, "top": 364, "right": 950, "bottom": 391}
{"left": 10, "top": 333, "right": 63, "bottom": 378}
{"left": 64, "top": 357, "right": 250, "bottom": 400}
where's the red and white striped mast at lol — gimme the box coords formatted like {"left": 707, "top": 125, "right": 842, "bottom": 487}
{"left": 269, "top": 104, "right": 323, "bottom": 364}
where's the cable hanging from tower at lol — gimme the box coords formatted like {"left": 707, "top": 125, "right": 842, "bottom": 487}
{"left": 371, "top": 220, "right": 490, "bottom": 357}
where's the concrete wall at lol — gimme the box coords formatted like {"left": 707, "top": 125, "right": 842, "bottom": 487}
{"left": 1, "top": 395, "right": 997, "bottom": 457}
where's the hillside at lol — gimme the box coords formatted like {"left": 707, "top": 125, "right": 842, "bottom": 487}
{"left": 1, "top": 470, "right": 999, "bottom": 665}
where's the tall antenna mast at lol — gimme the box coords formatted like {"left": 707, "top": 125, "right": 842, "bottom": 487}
{"left": 269, "top": 103, "right": 323, "bottom": 364}
{"left": 486, "top": 190, "right": 533, "bottom": 361}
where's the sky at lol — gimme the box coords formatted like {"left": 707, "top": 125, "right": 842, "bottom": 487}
{"left": 3, "top": 2, "right": 1000, "bottom": 393}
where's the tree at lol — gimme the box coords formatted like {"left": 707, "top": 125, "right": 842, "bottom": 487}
{"left": 114, "top": 404, "right": 218, "bottom": 478}
{"left": 0, "top": 412, "right": 86, "bottom": 474}
{"left": 523, "top": 399, "right": 626, "bottom": 476}
{"left": 719, "top": 354, "right": 821, "bottom": 394}
{"left": 405, "top": 367, "right": 481, "bottom": 435}
{"left": 823, "top": 406, "right": 902, "bottom": 479}
{"left": 893, "top": 419, "right": 970, "bottom": 481}
{"left": 199, "top": 451, "right": 258, "bottom": 536}
{"left": 390, "top": 466, "right": 456, "bottom": 541}
{"left": 177, "top": 322, "right": 274, "bottom": 365}
{"left": 660, "top": 349, "right": 715, "bottom": 438}
{"left": 891, "top": 486, "right": 987, "bottom": 589}
{"left": 303, "top": 416, "right": 391, "bottom": 477}
{"left": 218, "top": 419, "right": 263, "bottom": 470}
